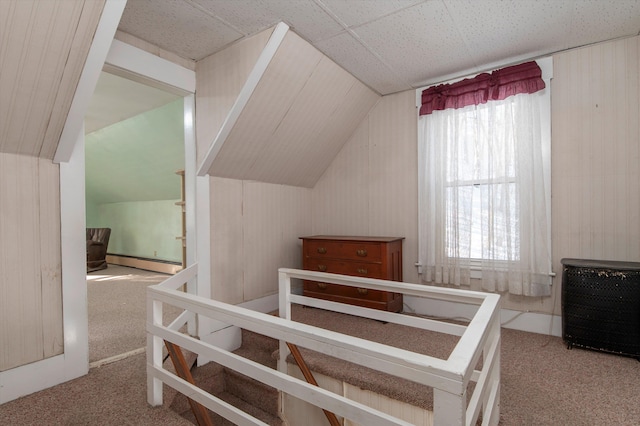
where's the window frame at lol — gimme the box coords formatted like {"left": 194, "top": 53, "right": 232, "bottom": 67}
{"left": 416, "top": 57, "right": 553, "bottom": 280}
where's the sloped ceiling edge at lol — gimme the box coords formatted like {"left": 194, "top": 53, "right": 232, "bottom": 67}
{"left": 0, "top": 0, "right": 106, "bottom": 159}
{"left": 203, "top": 27, "right": 380, "bottom": 188}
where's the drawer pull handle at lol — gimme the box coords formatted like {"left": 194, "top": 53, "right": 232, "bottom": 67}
{"left": 317, "top": 247, "right": 327, "bottom": 254}
{"left": 357, "top": 288, "right": 368, "bottom": 295}
{"left": 317, "top": 283, "right": 328, "bottom": 290}
{"left": 356, "top": 268, "right": 368, "bottom": 275}
{"left": 356, "top": 249, "right": 368, "bottom": 257}
{"left": 317, "top": 265, "right": 327, "bottom": 272}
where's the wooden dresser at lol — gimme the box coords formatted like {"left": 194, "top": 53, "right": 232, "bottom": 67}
{"left": 300, "top": 236, "right": 404, "bottom": 312}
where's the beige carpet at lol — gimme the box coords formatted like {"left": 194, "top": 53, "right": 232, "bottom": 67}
{"left": 88, "top": 265, "right": 183, "bottom": 363}
{"left": 289, "top": 305, "right": 640, "bottom": 425}
{"left": 0, "top": 352, "right": 191, "bottom": 425}
{"left": 2, "top": 282, "right": 639, "bottom": 425}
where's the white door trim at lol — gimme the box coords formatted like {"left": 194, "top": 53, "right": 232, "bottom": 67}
{"left": 0, "top": 7, "right": 205, "bottom": 403}
{"left": 0, "top": 0, "right": 125, "bottom": 404}
{"left": 53, "top": 0, "right": 127, "bottom": 164}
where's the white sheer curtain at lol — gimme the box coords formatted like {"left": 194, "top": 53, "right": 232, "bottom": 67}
{"left": 418, "top": 92, "right": 552, "bottom": 296}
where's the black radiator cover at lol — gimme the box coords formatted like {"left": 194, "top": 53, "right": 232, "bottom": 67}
{"left": 561, "top": 258, "right": 640, "bottom": 359}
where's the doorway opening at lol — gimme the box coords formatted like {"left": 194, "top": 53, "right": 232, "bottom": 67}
{"left": 84, "top": 70, "right": 190, "bottom": 366}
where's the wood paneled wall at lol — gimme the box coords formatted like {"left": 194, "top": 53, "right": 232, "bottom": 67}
{"left": 550, "top": 35, "right": 640, "bottom": 313}
{"left": 196, "top": 20, "right": 638, "bottom": 316}
{"left": 0, "top": 0, "right": 104, "bottom": 159}
{"left": 206, "top": 30, "right": 380, "bottom": 187}
{"left": 196, "top": 27, "right": 308, "bottom": 303}
{"left": 210, "top": 177, "right": 312, "bottom": 303}
{"left": 0, "top": 153, "right": 63, "bottom": 371}
{"left": 312, "top": 90, "right": 419, "bottom": 284}
{"left": 315, "top": 36, "right": 640, "bottom": 315}
{"left": 197, "top": 26, "right": 380, "bottom": 303}
{"left": 195, "top": 28, "right": 272, "bottom": 168}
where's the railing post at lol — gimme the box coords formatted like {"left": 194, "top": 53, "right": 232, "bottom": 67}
{"left": 484, "top": 316, "right": 501, "bottom": 425}
{"left": 433, "top": 388, "right": 466, "bottom": 426}
{"left": 278, "top": 269, "right": 292, "bottom": 374}
{"left": 186, "top": 271, "right": 197, "bottom": 336}
{"left": 146, "top": 296, "right": 163, "bottom": 406}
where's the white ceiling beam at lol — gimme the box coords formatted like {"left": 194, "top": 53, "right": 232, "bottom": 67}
{"left": 197, "top": 22, "right": 290, "bottom": 177}
{"left": 103, "top": 39, "right": 195, "bottom": 95}
{"left": 53, "top": 0, "right": 127, "bottom": 164}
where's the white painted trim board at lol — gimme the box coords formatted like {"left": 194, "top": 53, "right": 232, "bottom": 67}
{"left": 54, "top": 0, "right": 126, "bottom": 164}
{"left": 1, "top": 16, "right": 201, "bottom": 405}
{"left": 197, "top": 22, "right": 289, "bottom": 176}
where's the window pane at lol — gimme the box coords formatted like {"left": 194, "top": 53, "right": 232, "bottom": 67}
{"left": 446, "top": 183, "right": 519, "bottom": 261}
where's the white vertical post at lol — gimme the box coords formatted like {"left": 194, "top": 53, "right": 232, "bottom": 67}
{"left": 183, "top": 94, "right": 197, "bottom": 336}
{"left": 60, "top": 126, "right": 89, "bottom": 377}
{"left": 54, "top": 0, "right": 126, "bottom": 163}
{"left": 195, "top": 175, "right": 211, "bottom": 337}
{"left": 146, "top": 297, "right": 164, "bottom": 406}
{"left": 485, "top": 318, "right": 501, "bottom": 425}
{"left": 433, "top": 388, "right": 466, "bottom": 426}
{"left": 278, "top": 269, "right": 291, "bottom": 374}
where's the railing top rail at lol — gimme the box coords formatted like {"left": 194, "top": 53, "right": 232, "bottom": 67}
{"left": 148, "top": 285, "right": 467, "bottom": 390}
{"left": 278, "top": 267, "right": 494, "bottom": 305}
{"left": 148, "top": 265, "right": 501, "bottom": 424}
{"left": 279, "top": 268, "right": 501, "bottom": 381}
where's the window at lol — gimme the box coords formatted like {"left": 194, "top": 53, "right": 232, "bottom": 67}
{"left": 417, "top": 60, "right": 552, "bottom": 296}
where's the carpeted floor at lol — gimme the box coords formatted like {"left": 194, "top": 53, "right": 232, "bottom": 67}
{"left": 87, "top": 265, "right": 183, "bottom": 363}
{"left": 289, "top": 305, "right": 640, "bottom": 425}
{"left": 2, "top": 273, "right": 639, "bottom": 425}
{"left": 0, "top": 352, "right": 191, "bottom": 425}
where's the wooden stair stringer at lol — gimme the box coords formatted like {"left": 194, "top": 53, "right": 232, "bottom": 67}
{"left": 166, "top": 329, "right": 284, "bottom": 425}
{"left": 164, "top": 341, "right": 214, "bottom": 426}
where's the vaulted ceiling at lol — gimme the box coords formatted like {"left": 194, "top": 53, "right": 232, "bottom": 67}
{"left": 0, "top": 0, "right": 105, "bottom": 159}
{"left": 3, "top": 1, "right": 640, "bottom": 162}
{"left": 87, "top": 0, "right": 640, "bottom": 192}
{"left": 118, "top": 0, "right": 640, "bottom": 95}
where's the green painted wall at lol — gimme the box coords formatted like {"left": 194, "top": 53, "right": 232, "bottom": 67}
{"left": 94, "top": 200, "right": 182, "bottom": 262}
{"left": 86, "top": 198, "right": 100, "bottom": 228}
{"left": 85, "top": 99, "right": 184, "bottom": 203}
{"left": 85, "top": 98, "right": 184, "bottom": 262}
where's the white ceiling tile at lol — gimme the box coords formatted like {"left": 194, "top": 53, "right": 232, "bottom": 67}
{"left": 568, "top": 0, "right": 640, "bottom": 47}
{"left": 193, "top": 0, "right": 344, "bottom": 42}
{"left": 265, "top": 0, "right": 345, "bottom": 41}
{"left": 315, "top": 31, "right": 412, "bottom": 95}
{"left": 319, "top": 0, "right": 424, "bottom": 28}
{"left": 446, "top": 0, "right": 573, "bottom": 70}
{"left": 352, "top": 1, "right": 473, "bottom": 89}
{"left": 190, "top": 0, "right": 284, "bottom": 35}
{"left": 116, "top": 0, "right": 640, "bottom": 94}
{"left": 118, "top": 0, "right": 244, "bottom": 60}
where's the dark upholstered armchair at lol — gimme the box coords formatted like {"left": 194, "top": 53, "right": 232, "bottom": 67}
{"left": 86, "top": 228, "right": 111, "bottom": 272}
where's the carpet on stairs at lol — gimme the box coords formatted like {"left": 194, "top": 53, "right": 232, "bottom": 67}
{"left": 164, "top": 329, "right": 283, "bottom": 426}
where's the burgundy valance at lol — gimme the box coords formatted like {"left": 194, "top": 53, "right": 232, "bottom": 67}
{"left": 420, "top": 61, "right": 545, "bottom": 116}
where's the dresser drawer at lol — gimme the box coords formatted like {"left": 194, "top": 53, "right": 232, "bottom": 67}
{"left": 303, "top": 281, "right": 390, "bottom": 302}
{"left": 303, "top": 258, "right": 382, "bottom": 278}
{"left": 300, "top": 236, "right": 404, "bottom": 312}
{"left": 304, "top": 240, "right": 382, "bottom": 262}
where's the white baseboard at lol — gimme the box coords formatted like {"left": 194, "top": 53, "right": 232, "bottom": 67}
{"left": 106, "top": 254, "right": 182, "bottom": 274}
{"left": 0, "top": 353, "right": 88, "bottom": 404}
{"left": 500, "top": 309, "right": 562, "bottom": 337}
{"left": 404, "top": 295, "right": 562, "bottom": 337}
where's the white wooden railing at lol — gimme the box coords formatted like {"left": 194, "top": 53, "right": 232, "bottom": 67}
{"left": 147, "top": 265, "right": 501, "bottom": 426}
